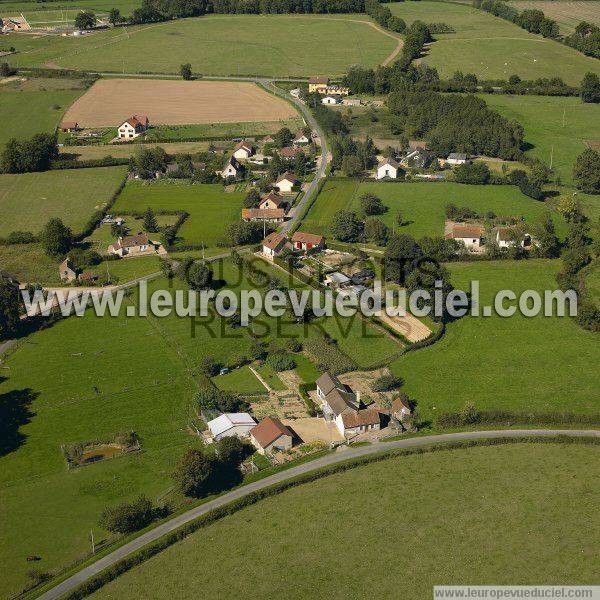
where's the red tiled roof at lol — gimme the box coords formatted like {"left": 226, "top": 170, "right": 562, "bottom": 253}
{"left": 309, "top": 76, "right": 329, "bottom": 84}
{"left": 280, "top": 146, "right": 301, "bottom": 158}
{"left": 250, "top": 417, "right": 293, "bottom": 449}
{"left": 259, "top": 192, "right": 287, "bottom": 208}
{"left": 292, "top": 231, "right": 324, "bottom": 246}
{"left": 445, "top": 224, "right": 483, "bottom": 240}
{"left": 233, "top": 140, "right": 253, "bottom": 152}
{"left": 242, "top": 208, "right": 286, "bottom": 220}
{"left": 341, "top": 408, "right": 380, "bottom": 429}
{"left": 262, "top": 232, "right": 287, "bottom": 251}
{"left": 276, "top": 171, "right": 299, "bottom": 184}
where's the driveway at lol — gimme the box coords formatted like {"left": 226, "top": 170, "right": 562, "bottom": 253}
{"left": 39, "top": 428, "right": 599, "bottom": 600}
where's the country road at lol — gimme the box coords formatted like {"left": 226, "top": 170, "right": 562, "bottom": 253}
{"left": 38, "top": 429, "right": 599, "bottom": 600}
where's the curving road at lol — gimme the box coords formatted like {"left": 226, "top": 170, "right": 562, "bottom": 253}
{"left": 39, "top": 428, "right": 599, "bottom": 599}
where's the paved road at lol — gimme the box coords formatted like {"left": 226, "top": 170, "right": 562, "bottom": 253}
{"left": 39, "top": 428, "right": 599, "bottom": 600}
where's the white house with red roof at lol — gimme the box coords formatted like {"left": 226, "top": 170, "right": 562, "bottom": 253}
{"left": 232, "top": 140, "right": 254, "bottom": 160}
{"left": 117, "top": 115, "right": 149, "bottom": 139}
{"left": 291, "top": 231, "right": 325, "bottom": 252}
{"left": 274, "top": 172, "right": 299, "bottom": 193}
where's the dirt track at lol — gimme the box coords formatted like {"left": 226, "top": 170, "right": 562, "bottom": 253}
{"left": 62, "top": 78, "right": 298, "bottom": 127}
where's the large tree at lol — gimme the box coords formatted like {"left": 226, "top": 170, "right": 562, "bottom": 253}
{"left": 580, "top": 72, "right": 600, "bottom": 103}
{"left": 187, "top": 261, "right": 213, "bottom": 291}
{"left": 143, "top": 207, "right": 159, "bottom": 233}
{"left": 359, "top": 193, "right": 386, "bottom": 216}
{"left": 172, "top": 448, "right": 218, "bottom": 497}
{"left": 330, "top": 210, "right": 363, "bottom": 243}
{"left": 74, "top": 10, "right": 96, "bottom": 30}
{"left": 180, "top": 63, "right": 192, "bottom": 80}
{"left": 0, "top": 277, "right": 20, "bottom": 339}
{"left": 573, "top": 148, "right": 600, "bottom": 194}
{"left": 40, "top": 218, "right": 73, "bottom": 258}
{"left": 384, "top": 233, "right": 422, "bottom": 284}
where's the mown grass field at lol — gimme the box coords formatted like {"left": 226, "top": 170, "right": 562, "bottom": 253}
{"left": 300, "top": 179, "right": 567, "bottom": 240}
{"left": 509, "top": 1, "right": 600, "bottom": 34}
{"left": 0, "top": 166, "right": 127, "bottom": 236}
{"left": 388, "top": 1, "right": 600, "bottom": 84}
{"left": 91, "top": 443, "right": 600, "bottom": 598}
{"left": 0, "top": 0, "right": 141, "bottom": 16}
{"left": 212, "top": 365, "right": 266, "bottom": 395}
{"left": 391, "top": 260, "right": 599, "bottom": 420}
{"left": 13, "top": 14, "right": 396, "bottom": 76}
{"left": 0, "top": 78, "right": 87, "bottom": 150}
{"left": 481, "top": 94, "right": 600, "bottom": 185}
{"left": 111, "top": 182, "right": 244, "bottom": 249}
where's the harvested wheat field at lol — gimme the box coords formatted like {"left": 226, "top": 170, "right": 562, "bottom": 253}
{"left": 510, "top": 1, "right": 600, "bottom": 33}
{"left": 62, "top": 78, "right": 299, "bottom": 127}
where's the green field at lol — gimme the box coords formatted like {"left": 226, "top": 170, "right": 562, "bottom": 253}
{"left": 480, "top": 94, "right": 600, "bottom": 186}
{"left": 15, "top": 14, "right": 395, "bottom": 76}
{"left": 0, "top": 78, "right": 87, "bottom": 150}
{"left": 0, "top": 0, "right": 142, "bottom": 15}
{"left": 300, "top": 179, "right": 567, "bottom": 241}
{"left": 212, "top": 365, "right": 266, "bottom": 395}
{"left": 388, "top": 1, "right": 600, "bottom": 84}
{"left": 391, "top": 260, "right": 599, "bottom": 419}
{"left": 0, "top": 166, "right": 127, "bottom": 236}
{"left": 255, "top": 363, "right": 287, "bottom": 391}
{"left": 91, "top": 442, "right": 600, "bottom": 598}
{"left": 111, "top": 182, "right": 244, "bottom": 249}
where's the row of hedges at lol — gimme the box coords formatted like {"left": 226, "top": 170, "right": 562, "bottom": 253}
{"left": 50, "top": 157, "right": 130, "bottom": 170}
{"left": 298, "top": 382, "right": 318, "bottom": 416}
{"left": 61, "top": 434, "right": 599, "bottom": 599}
{"left": 437, "top": 409, "right": 600, "bottom": 429}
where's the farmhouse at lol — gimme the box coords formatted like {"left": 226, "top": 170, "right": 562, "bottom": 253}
{"left": 60, "top": 122, "right": 80, "bottom": 133}
{"left": 447, "top": 153, "right": 468, "bottom": 165}
{"left": 262, "top": 232, "right": 288, "bottom": 260}
{"left": 232, "top": 140, "right": 254, "bottom": 160}
{"left": 59, "top": 258, "right": 79, "bottom": 283}
{"left": 259, "top": 192, "right": 289, "bottom": 211}
{"left": 445, "top": 223, "right": 484, "bottom": 251}
{"left": 308, "top": 76, "right": 349, "bottom": 96}
{"left": 249, "top": 417, "right": 293, "bottom": 455}
{"left": 376, "top": 157, "right": 400, "bottom": 180}
{"left": 242, "top": 208, "right": 287, "bottom": 223}
{"left": 293, "top": 131, "right": 311, "bottom": 145}
{"left": 279, "top": 146, "right": 302, "bottom": 160}
{"left": 391, "top": 396, "right": 411, "bottom": 422}
{"left": 274, "top": 172, "right": 299, "bottom": 193}
{"left": 322, "top": 94, "right": 342, "bottom": 105}
{"left": 221, "top": 156, "right": 244, "bottom": 179}
{"left": 403, "top": 148, "right": 434, "bottom": 169}
{"left": 495, "top": 226, "right": 532, "bottom": 249}
{"left": 207, "top": 413, "right": 256, "bottom": 441}
{"left": 316, "top": 372, "right": 380, "bottom": 437}
{"left": 291, "top": 231, "right": 325, "bottom": 252}
{"left": 107, "top": 232, "right": 165, "bottom": 257}
{"left": 117, "top": 115, "right": 149, "bottom": 139}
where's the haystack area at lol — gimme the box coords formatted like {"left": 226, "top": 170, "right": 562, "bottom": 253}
{"left": 62, "top": 78, "right": 298, "bottom": 127}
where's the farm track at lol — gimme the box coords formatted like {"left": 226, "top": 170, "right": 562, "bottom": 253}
{"left": 38, "top": 429, "right": 600, "bottom": 600}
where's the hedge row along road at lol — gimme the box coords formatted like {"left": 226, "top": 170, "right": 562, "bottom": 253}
{"left": 39, "top": 429, "right": 600, "bottom": 600}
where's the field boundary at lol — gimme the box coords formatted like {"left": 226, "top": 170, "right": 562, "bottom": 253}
{"left": 36, "top": 430, "right": 600, "bottom": 600}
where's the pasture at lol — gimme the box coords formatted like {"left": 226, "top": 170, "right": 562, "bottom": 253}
{"left": 0, "top": 166, "right": 127, "bottom": 236}
{"left": 91, "top": 443, "right": 600, "bottom": 598}
{"left": 388, "top": 1, "right": 600, "bottom": 84}
{"left": 480, "top": 93, "right": 600, "bottom": 185}
{"left": 111, "top": 182, "right": 245, "bottom": 249}
{"left": 0, "top": 78, "right": 87, "bottom": 149}
{"left": 300, "top": 179, "right": 567, "bottom": 240}
{"left": 62, "top": 79, "right": 299, "bottom": 128}
{"left": 510, "top": 1, "right": 600, "bottom": 34}
{"left": 41, "top": 14, "right": 397, "bottom": 76}
{"left": 59, "top": 140, "right": 213, "bottom": 161}
{"left": 391, "top": 260, "right": 600, "bottom": 418}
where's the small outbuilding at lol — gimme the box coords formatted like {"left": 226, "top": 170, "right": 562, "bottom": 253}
{"left": 249, "top": 416, "right": 293, "bottom": 455}
{"left": 447, "top": 152, "right": 468, "bottom": 165}
{"left": 207, "top": 413, "right": 256, "bottom": 441}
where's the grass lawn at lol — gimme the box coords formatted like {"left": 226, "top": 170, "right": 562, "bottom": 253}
{"left": 255, "top": 363, "right": 287, "bottom": 391}
{"left": 0, "top": 166, "right": 127, "bottom": 237}
{"left": 300, "top": 179, "right": 567, "bottom": 241}
{"left": 480, "top": 94, "right": 600, "bottom": 186}
{"left": 0, "top": 0, "right": 142, "bottom": 15}
{"left": 212, "top": 366, "right": 267, "bottom": 395}
{"left": 388, "top": 1, "right": 600, "bottom": 85}
{"left": 0, "top": 78, "right": 87, "bottom": 150}
{"left": 111, "top": 182, "right": 244, "bottom": 249}
{"left": 91, "top": 443, "right": 600, "bottom": 598}
{"left": 391, "top": 260, "right": 600, "bottom": 420}
{"left": 292, "top": 352, "right": 321, "bottom": 383}
{"left": 147, "top": 119, "right": 304, "bottom": 141}
{"left": 22, "top": 14, "right": 396, "bottom": 76}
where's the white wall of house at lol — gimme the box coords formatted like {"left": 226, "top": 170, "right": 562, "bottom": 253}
{"left": 376, "top": 165, "right": 398, "bottom": 179}
{"left": 276, "top": 180, "right": 294, "bottom": 193}
{"left": 457, "top": 237, "right": 482, "bottom": 250}
{"left": 233, "top": 148, "right": 251, "bottom": 160}
{"left": 118, "top": 123, "right": 140, "bottom": 139}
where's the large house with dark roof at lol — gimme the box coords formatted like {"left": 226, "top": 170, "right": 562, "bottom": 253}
{"left": 316, "top": 372, "right": 380, "bottom": 437}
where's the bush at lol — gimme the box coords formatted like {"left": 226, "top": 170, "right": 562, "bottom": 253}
{"left": 200, "top": 356, "right": 221, "bottom": 377}
{"left": 304, "top": 338, "right": 357, "bottom": 374}
{"left": 99, "top": 495, "right": 155, "bottom": 534}
{"left": 195, "top": 387, "right": 249, "bottom": 413}
{"left": 372, "top": 374, "right": 402, "bottom": 392}
{"left": 266, "top": 352, "right": 296, "bottom": 372}
{"left": 453, "top": 162, "right": 491, "bottom": 185}
{"left": 172, "top": 449, "right": 219, "bottom": 498}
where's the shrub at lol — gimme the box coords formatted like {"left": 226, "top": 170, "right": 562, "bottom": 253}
{"left": 266, "top": 352, "right": 296, "bottom": 372}
{"left": 304, "top": 338, "right": 357, "bottom": 374}
{"left": 372, "top": 374, "right": 402, "bottom": 392}
{"left": 99, "top": 495, "right": 155, "bottom": 534}
{"left": 200, "top": 356, "right": 221, "bottom": 377}
{"left": 172, "top": 449, "right": 219, "bottom": 498}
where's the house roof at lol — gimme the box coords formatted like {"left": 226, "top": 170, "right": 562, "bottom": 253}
{"left": 279, "top": 146, "right": 301, "bottom": 158}
{"left": 242, "top": 208, "right": 286, "bottom": 220}
{"left": 123, "top": 114, "right": 149, "bottom": 128}
{"left": 61, "top": 121, "right": 79, "bottom": 129}
{"left": 309, "top": 76, "right": 329, "bottom": 84}
{"left": 445, "top": 224, "right": 484, "bottom": 240}
{"left": 207, "top": 413, "right": 256, "bottom": 437}
{"left": 113, "top": 233, "right": 150, "bottom": 250}
{"left": 316, "top": 372, "right": 359, "bottom": 416}
{"left": 260, "top": 192, "right": 288, "bottom": 208}
{"left": 392, "top": 396, "right": 411, "bottom": 413}
{"left": 323, "top": 94, "right": 342, "bottom": 101}
{"left": 294, "top": 131, "right": 309, "bottom": 141}
{"left": 325, "top": 271, "right": 350, "bottom": 285}
{"left": 342, "top": 408, "right": 380, "bottom": 429}
{"left": 316, "top": 372, "right": 342, "bottom": 395}
{"left": 378, "top": 157, "right": 399, "bottom": 169}
{"left": 250, "top": 417, "right": 293, "bottom": 449}
{"left": 224, "top": 156, "right": 242, "bottom": 171}
{"left": 59, "top": 258, "right": 77, "bottom": 273}
{"left": 233, "top": 140, "right": 253, "bottom": 153}
{"left": 262, "top": 232, "right": 287, "bottom": 251}
{"left": 448, "top": 152, "right": 467, "bottom": 160}
{"left": 276, "top": 171, "right": 299, "bottom": 184}
{"left": 495, "top": 226, "right": 527, "bottom": 242}
{"left": 78, "top": 271, "right": 98, "bottom": 281}
{"left": 292, "top": 231, "right": 324, "bottom": 246}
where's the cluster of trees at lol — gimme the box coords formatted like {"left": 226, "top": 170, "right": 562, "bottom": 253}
{"left": 174, "top": 256, "right": 214, "bottom": 290}
{"left": 330, "top": 135, "right": 377, "bottom": 176}
{"left": 573, "top": 148, "right": 600, "bottom": 194}
{"left": 41, "top": 218, "right": 73, "bottom": 258}
{"left": 74, "top": 10, "right": 97, "bottom": 29}
{"left": 0, "top": 276, "right": 21, "bottom": 340}
{"left": 474, "top": 0, "right": 558, "bottom": 38}
{"left": 1, "top": 133, "right": 58, "bottom": 174}
{"left": 130, "top": 146, "right": 168, "bottom": 178}
{"left": 329, "top": 194, "right": 390, "bottom": 245}
{"left": 555, "top": 202, "right": 599, "bottom": 331}
{"left": 581, "top": 73, "right": 600, "bottom": 103}
{"left": 564, "top": 21, "right": 600, "bottom": 59}
{"left": 0, "top": 62, "right": 16, "bottom": 77}
{"left": 386, "top": 91, "right": 523, "bottom": 160}
{"left": 196, "top": 386, "right": 250, "bottom": 413}
{"left": 227, "top": 220, "right": 266, "bottom": 246}
{"left": 365, "top": 0, "right": 406, "bottom": 33}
